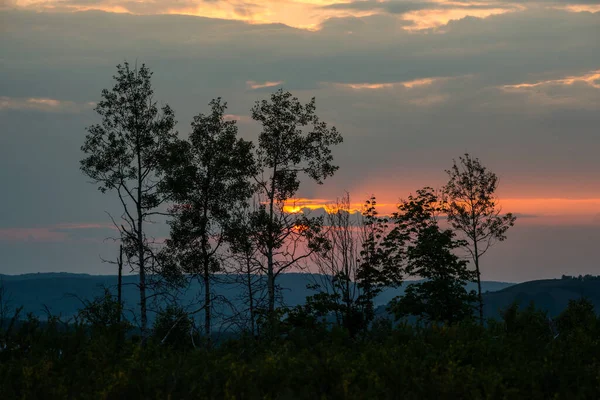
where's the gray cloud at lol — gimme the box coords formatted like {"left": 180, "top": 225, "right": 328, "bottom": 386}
{"left": 321, "top": 0, "right": 600, "bottom": 13}
{"left": 321, "top": 0, "right": 512, "bottom": 14}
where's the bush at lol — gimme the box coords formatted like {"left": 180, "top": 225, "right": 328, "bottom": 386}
{"left": 1, "top": 300, "right": 599, "bottom": 399}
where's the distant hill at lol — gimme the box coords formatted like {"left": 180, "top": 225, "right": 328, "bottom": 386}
{"left": 374, "top": 278, "right": 600, "bottom": 321}
{"left": 482, "top": 278, "right": 600, "bottom": 318}
{"left": 0, "top": 273, "right": 514, "bottom": 327}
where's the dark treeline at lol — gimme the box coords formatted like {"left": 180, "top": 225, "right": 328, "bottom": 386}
{"left": 562, "top": 274, "right": 600, "bottom": 281}
{"left": 1, "top": 62, "right": 598, "bottom": 399}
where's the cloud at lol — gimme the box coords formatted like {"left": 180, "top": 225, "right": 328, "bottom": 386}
{"left": 497, "top": 70, "right": 600, "bottom": 108}
{"left": 5, "top": 0, "right": 537, "bottom": 31}
{"left": 0, "top": 223, "right": 116, "bottom": 243}
{"left": 223, "top": 113, "right": 254, "bottom": 123}
{"left": 502, "top": 69, "right": 600, "bottom": 90}
{"left": 7, "top": 0, "right": 380, "bottom": 30}
{"left": 321, "top": 0, "right": 521, "bottom": 30}
{"left": 283, "top": 197, "right": 600, "bottom": 221}
{"left": 328, "top": 77, "right": 441, "bottom": 90}
{"left": 6, "top": 0, "right": 600, "bottom": 33}
{"left": 556, "top": 4, "right": 600, "bottom": 13}
{"left": 246, "top": 80, "right": 284, "bottom": 90}
{"left": 0, "top": 96, "right": 95, "bottom": 113}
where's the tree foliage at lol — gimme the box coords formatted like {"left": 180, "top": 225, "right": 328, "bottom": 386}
{"left": 80, "top": 61, "right": 178, "bottom": 339}
{"left": 250, "top": 89, "right": 343, "bottom": 316}
{"left": 356, "top": 196, "right": 403, "bottom": 325}
{"left": 389, "top": 187, "right": 477, "bottom": 324}
{"left": 158, "top": 98, "right": 255, "bottom": 340}
{"left": 443, "top": 153, "right": 516, "bottom": 324}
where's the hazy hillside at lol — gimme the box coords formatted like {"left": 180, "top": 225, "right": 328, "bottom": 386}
{"left": 0, "top": 273, "right": 514, "bottom": 325}
{"left": 482, "top": 278, "right": 600, "bottom": 318}
{"left": 370, "top": 278, "right": 600, "bottom": 321}
{"left": 9, "top": 274, "right": 595, "bottom": 324}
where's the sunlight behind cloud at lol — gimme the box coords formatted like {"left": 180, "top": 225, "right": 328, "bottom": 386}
{"left": 554, "top": 4, "right": 600, "bottom": 14}
{"left": 282, "top": 198, "right": 337, "bottom": 214}
{"left": 401, "top": 6, "right": 517, "bottom": 30}
{"left": 9, "top": 0, "right": 524, "bottom": 31}
{"left": 281, "top": 197, "right": 600, "bottom": 225}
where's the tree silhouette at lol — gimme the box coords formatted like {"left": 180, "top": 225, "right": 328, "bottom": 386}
{"left": 158, "top": 98, "right": 255, "bottom": 343}
{"left": 80, "top": 62, "right": 177, "bottom": 341}
{"left": 442, "top": 154, "right": 516, "bottom": 325}
{"left": 250, "top": 89, "right": 343, "bottom": 320}
{"left": 356, "top": 196, "right": 402, "bottom": 325}
{"left": 309, "top": 193, "right": 366, "bottom": 335}
{"left": 389, "top": 187, "right": 477, "bottom": 324}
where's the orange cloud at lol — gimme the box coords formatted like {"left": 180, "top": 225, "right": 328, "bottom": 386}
{"left": 329, "top": 77, "right": 441, "bottom": 90}
{"left": 283, "top": 198, "right": 398, "bottom": 214}
{"left": 10, "top": 0, "right": 521, "bottom": 31}
{"left": 246, "top": 80, "right": 284, "bottom": 90}
{"left": 502, "top": 70, "right": 600, "bottom": 91}
{"left": 282, "top": 198, "right": 336, "bottom": 214}
{"left": 401, "top": 5, "right": 518, "bottom": 31}
{"left": 553, "top": 5, "right": 600, "bottom": 14}
{"left": 283, "top": 197, "right": 600, "bottom": 225}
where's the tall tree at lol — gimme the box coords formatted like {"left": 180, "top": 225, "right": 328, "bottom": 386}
{"left": 389, "top": 188, "right": 477, "bottom": 324}
{"left": 158, "top": 98, "right": 255, "bottom": 341}
{"left": 81, "top": 62, "right": 177, "bottom": 340}
{"left": 250, "top": 89, "right": 343, "bottom": 318}
{"left": 442, "top": 154, "right": 516, "bottom": 324}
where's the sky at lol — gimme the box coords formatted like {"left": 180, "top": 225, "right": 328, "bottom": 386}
{"left": 0, "top": 0, "right": 599, "bottom": 281}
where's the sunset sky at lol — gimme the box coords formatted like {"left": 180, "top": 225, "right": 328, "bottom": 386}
{"left": 1, "top": 0, "right": 599, "bottom": 280}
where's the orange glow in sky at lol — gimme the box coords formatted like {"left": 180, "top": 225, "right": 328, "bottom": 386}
{"left": 283, "top": 197, "right": 600, "bottom": 225}
{"left": 401, "top": 6, "right": 517, "bottom": 31}
{"left": 10, "top": 0, "right": 522, "bottom": 31}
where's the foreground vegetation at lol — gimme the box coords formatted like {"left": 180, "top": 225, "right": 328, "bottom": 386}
{"left": 1, "top": 298, "right": 599, "bottom": 399}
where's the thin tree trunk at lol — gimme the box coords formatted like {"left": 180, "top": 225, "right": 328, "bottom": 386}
{"left": 138, "top": 226, "right": 147, "bottom": 342}
{"left": 137, "top": 151, "right": 147, "bottom": 344}
{"left": 247, "top": 257, "right": 255, "bottom": 337}
{"left": 200, "top": 199, "right": 212, "bottom": 347}
{"left": 474, "top": 240, "right": 483, "bottom": 326}
{"left": 204, "top": 273, "right": 211, "bottom": 346}
{"left": 117, "top": 244, "right": 123, "bottom": 323}
{"left": 267, "top": 165, "right": 277, "bottom": 317}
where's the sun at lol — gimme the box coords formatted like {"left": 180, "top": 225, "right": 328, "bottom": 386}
{"left": 284, "top": 205, "right": 303, "bottom": 214}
